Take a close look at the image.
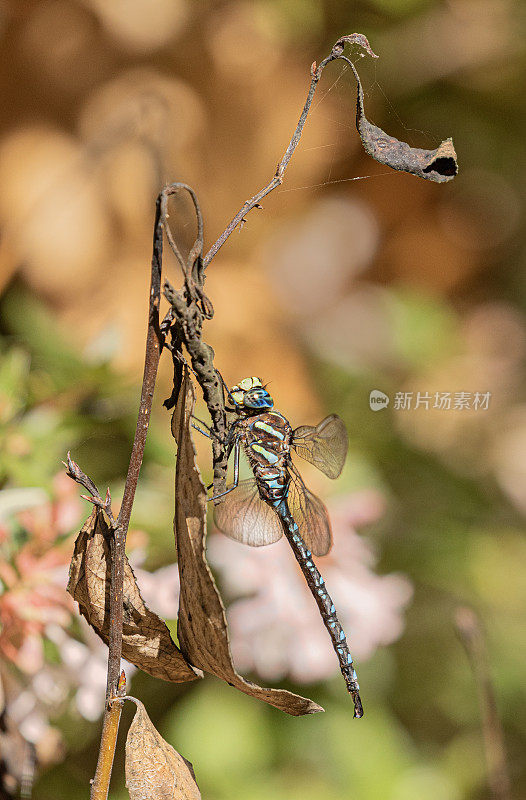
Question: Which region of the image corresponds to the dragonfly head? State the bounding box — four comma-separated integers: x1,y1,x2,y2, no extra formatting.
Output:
230,377,274,413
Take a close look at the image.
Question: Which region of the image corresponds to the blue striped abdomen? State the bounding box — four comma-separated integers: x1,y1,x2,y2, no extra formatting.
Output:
276,498,363,718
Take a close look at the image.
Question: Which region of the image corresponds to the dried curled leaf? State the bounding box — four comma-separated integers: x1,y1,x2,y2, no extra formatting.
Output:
173,367,323,716
125,698,200,800
343,36,458,182
67,509,201,684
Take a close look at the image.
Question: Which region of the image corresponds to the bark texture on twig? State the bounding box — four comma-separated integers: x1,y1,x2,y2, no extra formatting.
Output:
90,683,124,800
108,192,165,697
160,182,228,493
66,197,167,800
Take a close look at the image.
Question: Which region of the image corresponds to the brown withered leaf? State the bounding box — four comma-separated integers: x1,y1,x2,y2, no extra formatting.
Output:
125,698,200,800
341,36,458,182
172,366,323,716
67,509,201,684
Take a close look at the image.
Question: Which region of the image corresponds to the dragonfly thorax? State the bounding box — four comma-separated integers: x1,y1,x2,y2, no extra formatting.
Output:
239,411,292,504
230,376,274,415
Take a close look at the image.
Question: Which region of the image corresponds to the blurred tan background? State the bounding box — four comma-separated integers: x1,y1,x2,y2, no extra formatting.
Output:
1,2,526,800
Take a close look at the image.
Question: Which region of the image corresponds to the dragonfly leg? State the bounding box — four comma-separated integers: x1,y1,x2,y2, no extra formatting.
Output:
191,416,212,438
215,368,237,412
192,423,211,439
209,438,240,501
191,416,227,445
172,350,202,381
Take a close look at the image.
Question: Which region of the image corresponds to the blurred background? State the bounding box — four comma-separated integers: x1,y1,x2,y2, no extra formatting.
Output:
0,1,525,799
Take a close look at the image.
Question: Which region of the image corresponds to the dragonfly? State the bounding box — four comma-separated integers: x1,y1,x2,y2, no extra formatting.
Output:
194,375,363,718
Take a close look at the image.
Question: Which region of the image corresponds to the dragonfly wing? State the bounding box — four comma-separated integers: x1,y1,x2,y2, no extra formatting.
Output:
292,414,348,479
287,465,332,557
213,479,283,547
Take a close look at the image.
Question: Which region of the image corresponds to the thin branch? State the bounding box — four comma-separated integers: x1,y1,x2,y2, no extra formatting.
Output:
161,183,228,491
115,193,164,559
90,673,127,800
455,607,511,800
202,34,378,268
105,193,164,701
64,453,117,527
88,199,165,800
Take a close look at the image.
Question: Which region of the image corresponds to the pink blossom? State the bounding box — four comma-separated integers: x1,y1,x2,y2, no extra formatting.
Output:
0,476,87,672
135,563,181,620
0,475,146,743
15,473,83,545
0,546,74,673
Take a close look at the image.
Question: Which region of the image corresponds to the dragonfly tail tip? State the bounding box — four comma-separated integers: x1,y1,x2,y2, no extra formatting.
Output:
352,693,364,719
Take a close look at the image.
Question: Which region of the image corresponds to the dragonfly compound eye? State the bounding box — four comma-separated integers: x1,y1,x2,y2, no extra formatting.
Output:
244,388,274,410
230,377,272,410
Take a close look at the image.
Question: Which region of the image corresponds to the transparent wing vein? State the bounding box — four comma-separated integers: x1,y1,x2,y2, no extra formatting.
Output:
287,465,332,556
292,414,348,479
213,479,283,547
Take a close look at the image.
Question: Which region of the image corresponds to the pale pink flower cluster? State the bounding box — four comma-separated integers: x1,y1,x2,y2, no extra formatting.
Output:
134,563,181,621
0,474,80,674
0,475,134,744
0,472,171,746
207,489,413,684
